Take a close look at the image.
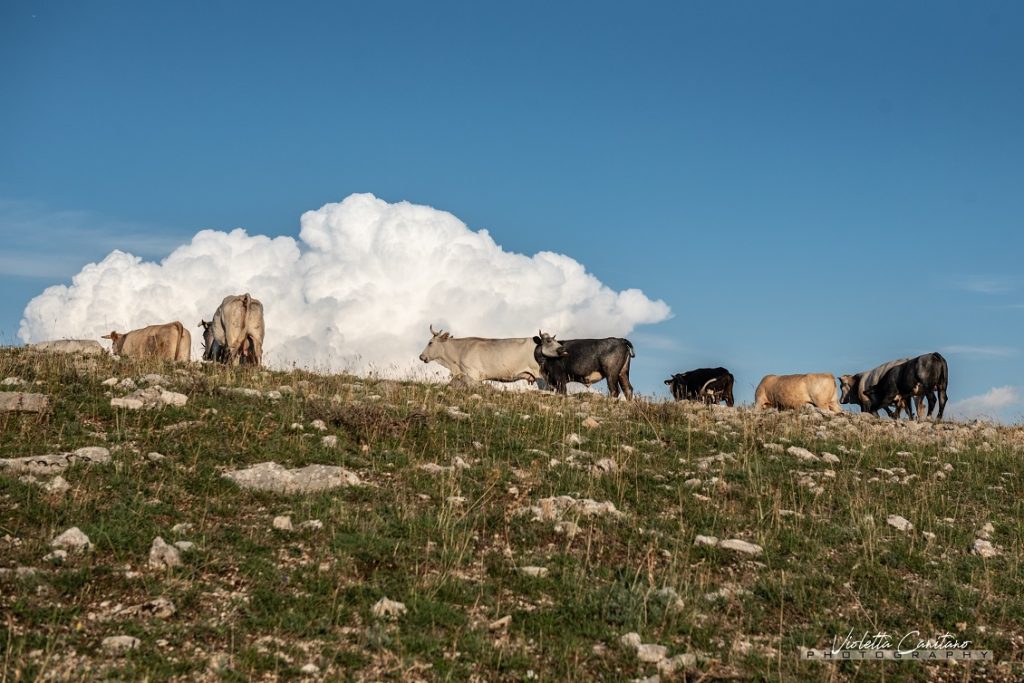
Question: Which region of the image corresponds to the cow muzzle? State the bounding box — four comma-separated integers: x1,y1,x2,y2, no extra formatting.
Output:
419,354,428,363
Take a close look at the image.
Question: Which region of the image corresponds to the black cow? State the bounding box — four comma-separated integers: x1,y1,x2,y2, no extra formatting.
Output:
664,368,735,406
533,332,635,400
865,352,949,420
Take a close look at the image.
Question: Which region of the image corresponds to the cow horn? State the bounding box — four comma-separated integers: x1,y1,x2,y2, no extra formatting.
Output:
430,324,438,336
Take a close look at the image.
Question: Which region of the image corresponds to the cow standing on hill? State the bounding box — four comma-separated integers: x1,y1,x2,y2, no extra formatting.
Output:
840,358,912,418
201,293,265,366
102,322,191,361
665,368,735,406
418,326,544,384
532,332,635,400
754,373,841,412
865,352,948,420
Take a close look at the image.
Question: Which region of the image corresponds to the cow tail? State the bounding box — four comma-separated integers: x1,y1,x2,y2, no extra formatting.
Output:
935,352,948,390
625,339,635,358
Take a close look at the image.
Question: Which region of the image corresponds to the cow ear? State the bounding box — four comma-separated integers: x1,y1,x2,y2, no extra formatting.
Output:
664,379,672,384
441,333,451,341
533,336,542,344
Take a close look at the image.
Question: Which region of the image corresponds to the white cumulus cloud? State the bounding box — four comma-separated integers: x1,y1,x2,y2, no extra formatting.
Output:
946,386,1022,421
19,193,671,378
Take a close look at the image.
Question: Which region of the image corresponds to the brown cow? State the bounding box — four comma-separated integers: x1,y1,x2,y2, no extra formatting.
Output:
753,373,840,412
102,322,191,361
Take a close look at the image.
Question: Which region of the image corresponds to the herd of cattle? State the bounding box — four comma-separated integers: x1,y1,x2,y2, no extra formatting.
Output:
61,293,951,421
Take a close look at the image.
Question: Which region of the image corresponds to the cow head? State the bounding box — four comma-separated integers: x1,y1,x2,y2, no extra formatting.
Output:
532,331,568,358
419,325,452,363
101,331,124,353
838,374,860,404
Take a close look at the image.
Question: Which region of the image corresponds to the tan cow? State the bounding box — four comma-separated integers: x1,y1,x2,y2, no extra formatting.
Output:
101,322,191,361
753,373,840,412
202,293,265,366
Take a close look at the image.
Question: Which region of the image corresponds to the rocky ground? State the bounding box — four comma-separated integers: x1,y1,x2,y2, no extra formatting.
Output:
1,347,1022,681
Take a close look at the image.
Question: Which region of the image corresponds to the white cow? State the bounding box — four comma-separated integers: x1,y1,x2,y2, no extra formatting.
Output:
418,326,543,384
201,293,265,366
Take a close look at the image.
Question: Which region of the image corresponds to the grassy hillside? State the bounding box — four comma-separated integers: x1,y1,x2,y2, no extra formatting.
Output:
1,348,1022,682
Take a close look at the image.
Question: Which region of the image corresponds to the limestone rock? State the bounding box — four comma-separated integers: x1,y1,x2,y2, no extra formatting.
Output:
371,597,407,619
114,597,177,620
222,461,361,494
0,447,110,475
0,393,49,413
519,566,549,578
51,527,91,553
886,515,914,532
786,446,818,462
102,635,140,654
719,539,763,556
148,537,182,569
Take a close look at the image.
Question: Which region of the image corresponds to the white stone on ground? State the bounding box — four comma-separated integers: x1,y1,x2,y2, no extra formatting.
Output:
972,539,1000,558
719,539,763,556
519,566,549,578
272,515,294,532
148,537,182,569
102,635,140,654
0,447,110,475
222,461,360,494
886,515,914,532
786,446,818,462
51,527,91,552
371,597,407,619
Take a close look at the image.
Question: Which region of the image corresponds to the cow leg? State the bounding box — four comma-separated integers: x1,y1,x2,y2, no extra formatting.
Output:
937,386,948,421
605,373,620,399
249,334,263,366
913,394,925,420
618,370,634,401
618,356,633,401
924,390,936,417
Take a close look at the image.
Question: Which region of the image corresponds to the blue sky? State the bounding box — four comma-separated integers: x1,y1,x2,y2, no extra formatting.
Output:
2,1,1022,420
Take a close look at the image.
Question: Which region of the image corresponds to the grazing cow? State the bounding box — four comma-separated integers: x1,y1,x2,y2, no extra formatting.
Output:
532,332,635,400
865,352,948,420
203,293,265,366
839,358,912,417
754,373,841,412
29,340,104,355
419,326,543,384
664,368,735,406
101,322,191,361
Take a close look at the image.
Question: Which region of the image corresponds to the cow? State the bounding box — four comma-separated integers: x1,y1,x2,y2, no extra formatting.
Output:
753,373,841,412
839,357,912,418
101,322,191,361
198,320,223,362
664,367,735,406
864,352,948,421
203,293,265,366
29,340,105,355
532,332,635,400
418,325,543,384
